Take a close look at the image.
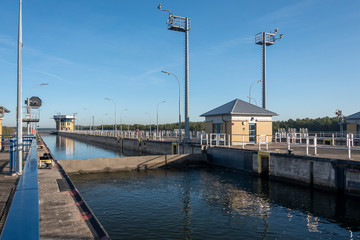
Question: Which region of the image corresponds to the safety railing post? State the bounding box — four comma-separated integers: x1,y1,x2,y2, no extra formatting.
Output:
9,139,14,174
265,135,268,150
306,137,309,156
258,135,261,151
287,135,290,151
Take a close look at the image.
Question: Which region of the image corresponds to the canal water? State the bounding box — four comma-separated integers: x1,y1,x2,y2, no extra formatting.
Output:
42,134,360,240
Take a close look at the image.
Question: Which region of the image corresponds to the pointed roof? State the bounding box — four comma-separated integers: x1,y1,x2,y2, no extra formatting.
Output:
200,99,277,117
0,106,10,113
346,111,360,120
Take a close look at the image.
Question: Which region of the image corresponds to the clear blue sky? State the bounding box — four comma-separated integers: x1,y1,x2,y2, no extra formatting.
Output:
1,0,359,128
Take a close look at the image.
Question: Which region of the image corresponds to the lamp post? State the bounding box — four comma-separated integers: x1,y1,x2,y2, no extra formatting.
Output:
105,98,117,135
157,101,166,134
82,108,92,131
158,4,191,143
255,29,284,109
161,70,181,144
27,83,48,134
248,80,261,105
120,109,128,134
16,0,23,174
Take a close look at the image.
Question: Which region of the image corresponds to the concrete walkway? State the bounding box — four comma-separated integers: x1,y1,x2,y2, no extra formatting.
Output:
0,152,18,232
38,146,94,239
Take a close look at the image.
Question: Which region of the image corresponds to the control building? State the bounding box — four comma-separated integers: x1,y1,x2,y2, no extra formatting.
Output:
53,115,76,132
201,99,277,144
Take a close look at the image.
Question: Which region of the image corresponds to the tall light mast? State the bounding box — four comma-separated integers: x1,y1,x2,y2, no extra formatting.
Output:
255,29,284,109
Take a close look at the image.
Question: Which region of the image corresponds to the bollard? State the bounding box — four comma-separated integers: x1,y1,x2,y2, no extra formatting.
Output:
242,135,245,149
332,134,335,146
314,137,317,155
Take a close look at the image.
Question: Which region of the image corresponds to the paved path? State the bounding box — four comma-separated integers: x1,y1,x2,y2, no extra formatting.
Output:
0,152,18,232
38,143,94,240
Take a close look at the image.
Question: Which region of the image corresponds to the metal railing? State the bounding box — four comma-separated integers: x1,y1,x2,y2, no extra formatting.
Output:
0,136,39,240
0,135,15,152
198,133,359,160
9,135,35,174
67,130,202,143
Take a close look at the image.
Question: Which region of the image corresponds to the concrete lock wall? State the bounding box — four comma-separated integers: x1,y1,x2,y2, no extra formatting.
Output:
207,147,360,197
57,132,202,155
58,154,207,173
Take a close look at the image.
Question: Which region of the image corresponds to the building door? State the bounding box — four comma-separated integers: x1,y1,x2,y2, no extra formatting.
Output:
249,123,256,143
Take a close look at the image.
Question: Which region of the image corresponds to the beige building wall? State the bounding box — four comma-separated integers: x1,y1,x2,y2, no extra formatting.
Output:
231,121,249,143
256,121,273,142
347,123,357,133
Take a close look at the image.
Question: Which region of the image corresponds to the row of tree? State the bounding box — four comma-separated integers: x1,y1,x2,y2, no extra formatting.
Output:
272,117,340,132
81,122,206,132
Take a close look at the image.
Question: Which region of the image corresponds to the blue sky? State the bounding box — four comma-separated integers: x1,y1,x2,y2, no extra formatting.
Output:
1,0,360,128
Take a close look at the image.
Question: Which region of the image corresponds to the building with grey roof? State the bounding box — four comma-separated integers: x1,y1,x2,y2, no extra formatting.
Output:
201,99,277,144
346,111,360,135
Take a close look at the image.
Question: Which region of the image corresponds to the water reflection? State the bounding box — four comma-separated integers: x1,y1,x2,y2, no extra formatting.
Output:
41,134,136,160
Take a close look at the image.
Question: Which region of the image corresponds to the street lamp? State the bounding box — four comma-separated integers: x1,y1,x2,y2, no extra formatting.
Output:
105,98,117,135
16,0,23,174
248,80,262,105
161,70,181,144
157,101,166,134
120,109,128,134
82,108,92,131
27,83,48,134
255,28,284,109
158,4,191,143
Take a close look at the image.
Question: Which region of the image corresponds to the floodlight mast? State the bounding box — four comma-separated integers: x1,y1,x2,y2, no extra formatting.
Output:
158,4,191,143
255,29,284,109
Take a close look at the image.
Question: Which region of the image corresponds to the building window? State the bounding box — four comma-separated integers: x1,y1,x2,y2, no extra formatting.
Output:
213,123,223,133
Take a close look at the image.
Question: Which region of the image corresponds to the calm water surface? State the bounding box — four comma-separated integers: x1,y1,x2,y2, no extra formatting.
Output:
41,134,126,160
43,135,360,239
